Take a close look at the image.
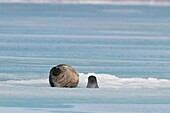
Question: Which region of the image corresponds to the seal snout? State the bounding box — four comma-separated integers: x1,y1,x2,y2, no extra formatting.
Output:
88,76,96,83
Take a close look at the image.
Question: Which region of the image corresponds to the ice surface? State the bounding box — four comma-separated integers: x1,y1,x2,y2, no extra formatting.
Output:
1,104,170,113
1,73,170,89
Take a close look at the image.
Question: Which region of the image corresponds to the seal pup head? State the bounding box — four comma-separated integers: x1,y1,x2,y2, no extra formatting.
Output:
86,75,99,88
49,64,79,88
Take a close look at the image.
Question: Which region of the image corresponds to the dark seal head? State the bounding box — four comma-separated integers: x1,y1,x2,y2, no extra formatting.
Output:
86,75,99,88
49,64,79,88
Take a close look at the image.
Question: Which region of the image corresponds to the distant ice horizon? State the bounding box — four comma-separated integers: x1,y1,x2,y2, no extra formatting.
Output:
0,0,170,6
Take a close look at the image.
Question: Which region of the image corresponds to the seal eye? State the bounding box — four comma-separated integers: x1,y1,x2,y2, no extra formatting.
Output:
51,67,60,76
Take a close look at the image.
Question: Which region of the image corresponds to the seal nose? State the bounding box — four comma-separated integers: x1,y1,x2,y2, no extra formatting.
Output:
51,67,60,76
89,78,95,83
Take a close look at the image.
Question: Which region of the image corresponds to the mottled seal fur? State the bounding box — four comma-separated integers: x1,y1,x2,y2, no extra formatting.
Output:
86,75,99,88
49,64,79,88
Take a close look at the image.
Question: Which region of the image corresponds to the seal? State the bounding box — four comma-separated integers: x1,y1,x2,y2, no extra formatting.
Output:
49,64,79,88
86,75,99,88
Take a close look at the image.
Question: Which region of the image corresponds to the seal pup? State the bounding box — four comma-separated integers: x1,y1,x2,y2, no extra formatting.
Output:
49,64,79,88
86,75,99,88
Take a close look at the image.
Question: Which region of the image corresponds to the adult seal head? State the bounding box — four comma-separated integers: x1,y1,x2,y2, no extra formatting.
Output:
86,75,99,88
49,64,79,88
